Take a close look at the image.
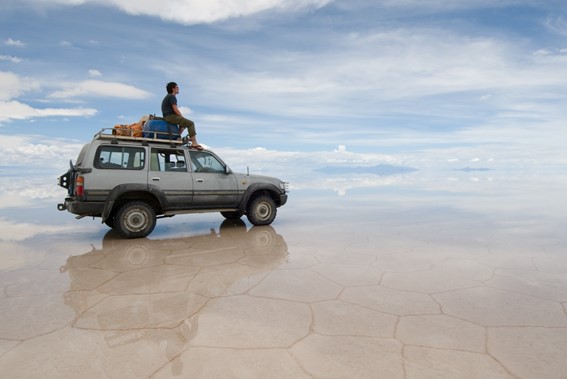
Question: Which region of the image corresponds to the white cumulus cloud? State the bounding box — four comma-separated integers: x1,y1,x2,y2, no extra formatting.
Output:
117,0,332,24
5,38,25,47
17,0,332,24
0,55,22,63
48,80,151,100
0,71,39,101
0,72,93,122
0,101,97,122
0,135,83,169
88,69,102,77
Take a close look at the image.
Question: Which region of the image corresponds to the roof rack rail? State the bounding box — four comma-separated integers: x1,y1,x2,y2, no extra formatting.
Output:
94,128,184,145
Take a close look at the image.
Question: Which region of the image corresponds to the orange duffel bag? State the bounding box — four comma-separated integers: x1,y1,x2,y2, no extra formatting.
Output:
112,122,143,137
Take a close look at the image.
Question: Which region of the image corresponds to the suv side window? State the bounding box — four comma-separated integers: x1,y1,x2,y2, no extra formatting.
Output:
95,146,145,170
150,148,187,172
190,151,225,173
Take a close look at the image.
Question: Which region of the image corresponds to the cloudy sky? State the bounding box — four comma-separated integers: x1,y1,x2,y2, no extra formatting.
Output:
1,0,567,174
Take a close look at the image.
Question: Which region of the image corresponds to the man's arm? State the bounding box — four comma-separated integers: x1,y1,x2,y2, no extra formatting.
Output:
172,103,183,117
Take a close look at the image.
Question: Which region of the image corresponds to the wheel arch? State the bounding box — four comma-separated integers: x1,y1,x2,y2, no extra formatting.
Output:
240,184,283,214
101,184,166,222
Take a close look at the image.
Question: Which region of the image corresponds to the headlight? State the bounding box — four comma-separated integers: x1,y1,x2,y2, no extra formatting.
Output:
280,181,289,191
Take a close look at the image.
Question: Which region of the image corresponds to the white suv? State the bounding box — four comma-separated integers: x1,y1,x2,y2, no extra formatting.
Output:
58,129,288,238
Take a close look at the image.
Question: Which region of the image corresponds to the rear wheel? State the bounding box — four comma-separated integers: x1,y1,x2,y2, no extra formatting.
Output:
114,201,156,239
246,195,277,226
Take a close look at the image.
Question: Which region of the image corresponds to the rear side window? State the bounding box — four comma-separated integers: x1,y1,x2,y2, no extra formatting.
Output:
150,148,187,172
95,146,145,170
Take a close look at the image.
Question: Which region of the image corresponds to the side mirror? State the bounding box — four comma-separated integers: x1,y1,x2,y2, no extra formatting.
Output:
225,166,232,175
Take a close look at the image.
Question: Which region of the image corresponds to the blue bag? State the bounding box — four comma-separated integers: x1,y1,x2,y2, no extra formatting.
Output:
142,119,179,140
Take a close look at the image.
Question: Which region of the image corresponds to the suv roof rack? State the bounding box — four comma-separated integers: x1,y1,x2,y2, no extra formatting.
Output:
94,128,184,145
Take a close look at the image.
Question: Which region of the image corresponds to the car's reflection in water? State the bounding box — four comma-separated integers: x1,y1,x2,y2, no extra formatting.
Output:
59,220,288,371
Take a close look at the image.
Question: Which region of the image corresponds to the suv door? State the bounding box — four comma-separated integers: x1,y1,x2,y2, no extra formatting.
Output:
149,147,193,209
188,150,239,207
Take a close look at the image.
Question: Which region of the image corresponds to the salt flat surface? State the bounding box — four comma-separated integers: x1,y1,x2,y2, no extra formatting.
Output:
1,171,566,378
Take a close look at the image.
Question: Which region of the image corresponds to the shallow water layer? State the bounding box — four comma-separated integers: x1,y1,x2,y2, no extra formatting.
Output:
1,171,566,378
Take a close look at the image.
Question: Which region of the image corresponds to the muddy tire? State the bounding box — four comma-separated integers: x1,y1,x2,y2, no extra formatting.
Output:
114,201,156,239
246,195,276,226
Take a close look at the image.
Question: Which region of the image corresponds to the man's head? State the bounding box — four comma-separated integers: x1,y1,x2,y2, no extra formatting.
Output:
166,82,178,94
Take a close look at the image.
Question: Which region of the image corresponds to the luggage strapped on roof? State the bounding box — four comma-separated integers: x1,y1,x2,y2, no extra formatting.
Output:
94,128,184,145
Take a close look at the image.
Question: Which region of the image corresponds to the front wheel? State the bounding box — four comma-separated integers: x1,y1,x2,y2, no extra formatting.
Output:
114,201,156,239
246,195,277,226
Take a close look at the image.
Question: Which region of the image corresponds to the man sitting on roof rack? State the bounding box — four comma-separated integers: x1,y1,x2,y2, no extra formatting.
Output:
161,81,204,150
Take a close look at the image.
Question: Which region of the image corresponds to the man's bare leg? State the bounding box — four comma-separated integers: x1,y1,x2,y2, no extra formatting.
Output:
190,135,203,150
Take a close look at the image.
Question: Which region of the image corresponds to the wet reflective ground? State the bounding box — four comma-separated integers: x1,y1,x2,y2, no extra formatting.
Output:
1,171,567,378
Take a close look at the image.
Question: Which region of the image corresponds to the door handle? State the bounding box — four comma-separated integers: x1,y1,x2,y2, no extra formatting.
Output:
196,179,204,183
151,177,160,181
